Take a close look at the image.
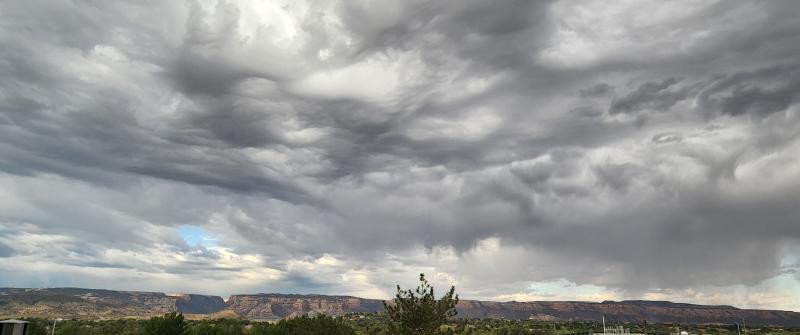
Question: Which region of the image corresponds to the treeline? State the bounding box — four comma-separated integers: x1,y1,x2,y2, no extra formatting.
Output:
18,316,564,335
21,315,785,335
21,314,354,335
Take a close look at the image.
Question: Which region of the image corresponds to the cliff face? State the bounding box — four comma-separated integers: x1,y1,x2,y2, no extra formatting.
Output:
2,288,800,326
455,300,800,326
175,294,227,314
225,294,384,320
0,288,221,318
222,297,800,325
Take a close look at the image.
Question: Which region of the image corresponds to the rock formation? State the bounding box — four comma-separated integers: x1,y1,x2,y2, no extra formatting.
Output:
2,288,800,326
225,294,384,320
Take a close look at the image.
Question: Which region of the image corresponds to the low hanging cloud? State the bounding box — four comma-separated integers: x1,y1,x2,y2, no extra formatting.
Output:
1,0,800,310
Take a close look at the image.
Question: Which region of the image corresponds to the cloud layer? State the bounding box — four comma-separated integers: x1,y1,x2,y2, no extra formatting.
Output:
1,0,800,310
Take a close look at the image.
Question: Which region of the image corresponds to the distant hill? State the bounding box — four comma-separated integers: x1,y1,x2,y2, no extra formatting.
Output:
454,300,800,325
0,288,224,319
2,288,800,326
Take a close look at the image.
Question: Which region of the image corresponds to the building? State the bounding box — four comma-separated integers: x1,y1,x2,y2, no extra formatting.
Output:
0,320,29,335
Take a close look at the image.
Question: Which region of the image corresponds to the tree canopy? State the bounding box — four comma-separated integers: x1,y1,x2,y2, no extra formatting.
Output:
143,312,187,335
384,273,459,335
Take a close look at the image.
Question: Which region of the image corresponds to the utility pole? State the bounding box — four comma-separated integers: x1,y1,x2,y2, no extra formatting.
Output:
742,319,747,335
51,318,62,335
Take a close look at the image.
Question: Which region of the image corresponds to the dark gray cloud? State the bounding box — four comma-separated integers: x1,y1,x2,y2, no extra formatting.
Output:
0,242,13,258
1,0,800,308
697,64,800,117
609,78,692,115
652,132,683,144
580,83,614,98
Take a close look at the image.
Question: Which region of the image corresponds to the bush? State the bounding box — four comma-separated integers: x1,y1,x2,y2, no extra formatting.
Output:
251,315,355,335
144,312,187,335
187,319,246,335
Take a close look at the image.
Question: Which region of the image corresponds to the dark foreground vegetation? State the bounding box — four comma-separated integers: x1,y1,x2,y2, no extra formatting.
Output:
17,315,800,335
19,314,354,335
13,275,800,335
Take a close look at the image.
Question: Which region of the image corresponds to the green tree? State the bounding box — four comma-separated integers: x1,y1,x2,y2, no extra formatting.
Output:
251,315,354,335
212,319,245,335
144,312,187,335
384,273,459,335
20,319,49,335
55,323,91,335
249,323,273,335
187,320,221,335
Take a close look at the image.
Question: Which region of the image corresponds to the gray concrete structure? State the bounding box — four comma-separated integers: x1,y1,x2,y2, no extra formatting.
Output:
0,320,28,335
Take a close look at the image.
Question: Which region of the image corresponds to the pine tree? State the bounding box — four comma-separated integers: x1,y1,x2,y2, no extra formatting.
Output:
384,273,459,335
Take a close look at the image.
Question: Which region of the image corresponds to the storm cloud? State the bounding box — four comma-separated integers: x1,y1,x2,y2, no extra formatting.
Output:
1,0,800,309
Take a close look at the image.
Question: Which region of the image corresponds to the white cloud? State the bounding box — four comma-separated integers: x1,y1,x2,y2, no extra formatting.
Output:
288,51,425,104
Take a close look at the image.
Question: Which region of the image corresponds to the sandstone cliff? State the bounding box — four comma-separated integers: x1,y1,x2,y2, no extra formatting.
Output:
455,300,800,326
2,288,800,326
0,288,219,319
225,294,384,320
175,294,227,314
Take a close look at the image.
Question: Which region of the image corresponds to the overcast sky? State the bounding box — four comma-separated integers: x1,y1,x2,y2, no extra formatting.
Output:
1,0,800,310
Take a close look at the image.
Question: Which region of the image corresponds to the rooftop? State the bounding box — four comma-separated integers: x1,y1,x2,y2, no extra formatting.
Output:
0,319,30,324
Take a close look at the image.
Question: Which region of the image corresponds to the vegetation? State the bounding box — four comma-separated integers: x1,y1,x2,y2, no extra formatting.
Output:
384,273,459,335
17,315,800,335
144,312,187,335
255,315,355,335
186,319,247,335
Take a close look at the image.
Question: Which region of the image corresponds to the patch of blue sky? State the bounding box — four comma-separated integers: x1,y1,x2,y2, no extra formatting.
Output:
780,246,800,268
526,279,611,300
178,225,218,248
